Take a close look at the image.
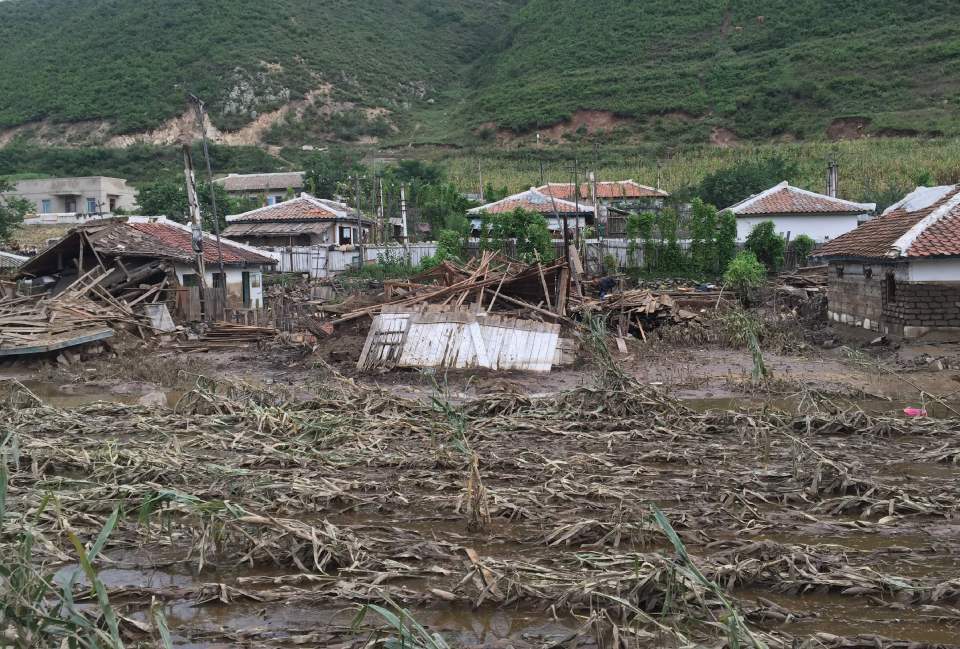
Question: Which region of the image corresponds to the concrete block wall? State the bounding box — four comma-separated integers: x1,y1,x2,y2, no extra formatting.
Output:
827,266,884,332
883,282,960,328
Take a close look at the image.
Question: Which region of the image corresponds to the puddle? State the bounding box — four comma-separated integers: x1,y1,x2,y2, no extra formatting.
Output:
13,379,183,409
738,588,960,644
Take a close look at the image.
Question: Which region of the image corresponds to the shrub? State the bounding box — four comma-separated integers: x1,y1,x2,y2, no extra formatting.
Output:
724,251,766,305
745,221,786,272
791,234,816,265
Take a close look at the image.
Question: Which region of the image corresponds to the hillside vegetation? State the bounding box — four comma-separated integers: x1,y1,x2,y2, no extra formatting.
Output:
0,0,515,135
0,0,958,146
467,0,960,141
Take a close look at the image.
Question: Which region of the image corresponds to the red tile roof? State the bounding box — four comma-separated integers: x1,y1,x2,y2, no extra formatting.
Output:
730,182,875,215
817,186,960,259
536,180,668,201
126,222,276,265
468,188,594,215
228,194,372,224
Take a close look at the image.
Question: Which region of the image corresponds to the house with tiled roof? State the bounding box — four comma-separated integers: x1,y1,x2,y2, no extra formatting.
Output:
223,193,374,248
537,180,670,237
467,187,595,237
215,172,306,206
19,217,276,309
727,181,875,243
815,185,960,338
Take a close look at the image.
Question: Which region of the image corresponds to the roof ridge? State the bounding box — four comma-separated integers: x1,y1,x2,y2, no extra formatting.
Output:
890,186,960,257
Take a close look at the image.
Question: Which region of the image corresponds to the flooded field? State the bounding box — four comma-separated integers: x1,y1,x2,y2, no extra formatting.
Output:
2,371,960,648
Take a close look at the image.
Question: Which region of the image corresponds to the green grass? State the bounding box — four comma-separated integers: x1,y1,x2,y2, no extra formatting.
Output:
0,0,957,146
463,0,960,141
0,0,518,136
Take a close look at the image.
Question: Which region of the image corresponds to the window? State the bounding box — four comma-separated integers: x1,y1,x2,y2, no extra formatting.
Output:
41,199,52,214
181,274,200,287
211,273,225,288
267,196,280,206
64,198,77,213
86,198,98,213
109,197,117,212
835,265,844,278
863,265,873,279
338,225,353,245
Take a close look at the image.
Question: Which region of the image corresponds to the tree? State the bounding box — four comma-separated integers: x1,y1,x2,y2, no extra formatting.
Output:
0,180,31,242
716,209,738,272
724,251,767,305
745,221,786,272
791,234,816,266
136,177,255,232
303,148,364,199
488,208,554,262
689,198,718,275
698,156,799,209
655,208,684,272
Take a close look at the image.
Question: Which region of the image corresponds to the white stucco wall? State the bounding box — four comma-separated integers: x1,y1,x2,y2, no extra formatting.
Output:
903,258,960,282
173,264,264,308
736,214,862,243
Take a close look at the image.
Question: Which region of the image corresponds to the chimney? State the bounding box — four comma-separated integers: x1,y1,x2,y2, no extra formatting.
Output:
826,159,839,198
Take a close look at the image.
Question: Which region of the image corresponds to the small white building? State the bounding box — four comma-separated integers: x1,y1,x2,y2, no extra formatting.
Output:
727,181,875,243
215,172,306,207
467,187,595,237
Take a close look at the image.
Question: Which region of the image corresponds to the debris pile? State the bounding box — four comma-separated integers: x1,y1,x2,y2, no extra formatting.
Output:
0,267,149,355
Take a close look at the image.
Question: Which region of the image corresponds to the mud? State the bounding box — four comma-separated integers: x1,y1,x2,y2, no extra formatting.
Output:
3,368,960,648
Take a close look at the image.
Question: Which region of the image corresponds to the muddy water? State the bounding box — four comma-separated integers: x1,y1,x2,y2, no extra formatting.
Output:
14,379,184,409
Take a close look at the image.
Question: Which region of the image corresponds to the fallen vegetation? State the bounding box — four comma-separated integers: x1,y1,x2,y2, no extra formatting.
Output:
2,364,959,647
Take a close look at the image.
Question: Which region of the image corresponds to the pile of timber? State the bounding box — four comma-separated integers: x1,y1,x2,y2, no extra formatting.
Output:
779,265,828,289
575,289,703,340
173,323,278,351
315,251,574,333
0,268,150,355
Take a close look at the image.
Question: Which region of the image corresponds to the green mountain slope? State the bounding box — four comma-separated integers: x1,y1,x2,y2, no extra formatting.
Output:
466,0,960,140
1,0,959,145
0,0,515,134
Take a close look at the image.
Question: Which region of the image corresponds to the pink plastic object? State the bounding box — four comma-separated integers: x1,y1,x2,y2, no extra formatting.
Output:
903,407,928,417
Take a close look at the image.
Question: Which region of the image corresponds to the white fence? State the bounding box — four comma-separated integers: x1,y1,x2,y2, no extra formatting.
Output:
260,243,438,278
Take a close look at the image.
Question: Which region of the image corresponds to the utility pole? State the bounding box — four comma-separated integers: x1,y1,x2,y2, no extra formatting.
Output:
182,145,208,301
188,94,225,320
352,175,365,267
478,160,484,203
400,185,409,247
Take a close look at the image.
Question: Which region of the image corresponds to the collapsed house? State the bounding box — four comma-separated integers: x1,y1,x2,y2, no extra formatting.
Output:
18,216,276,310
816,185,960,338
1,217,277,355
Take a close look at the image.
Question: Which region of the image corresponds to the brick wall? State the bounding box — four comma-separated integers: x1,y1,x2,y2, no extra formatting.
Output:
827,261,960,334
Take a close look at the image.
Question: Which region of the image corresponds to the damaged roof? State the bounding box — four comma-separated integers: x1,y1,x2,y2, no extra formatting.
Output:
728,181,875,215
216,171,305,192
536,180,669,201
817,185,960,260
468,188,595,216
226,193,373,224
19,217,275,276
